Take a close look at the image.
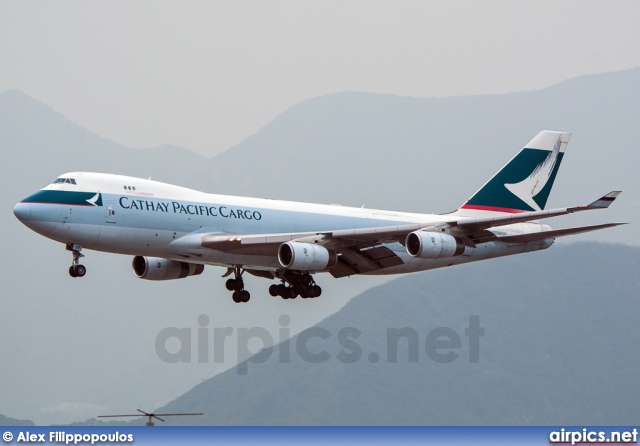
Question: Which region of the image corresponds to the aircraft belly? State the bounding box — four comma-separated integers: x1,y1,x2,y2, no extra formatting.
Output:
192,249,280,269
53,223,101,247
94,226,180,255
62,207,101,246
37,205,101,246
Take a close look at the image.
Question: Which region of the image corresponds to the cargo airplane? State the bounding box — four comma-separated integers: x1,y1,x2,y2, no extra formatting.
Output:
13,131,624,303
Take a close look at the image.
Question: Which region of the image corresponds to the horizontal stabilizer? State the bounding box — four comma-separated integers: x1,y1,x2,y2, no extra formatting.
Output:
492,223,627,243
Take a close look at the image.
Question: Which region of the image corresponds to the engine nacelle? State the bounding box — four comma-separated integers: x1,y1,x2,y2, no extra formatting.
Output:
405,231,465,259
278,242,337,271
132,256,204,281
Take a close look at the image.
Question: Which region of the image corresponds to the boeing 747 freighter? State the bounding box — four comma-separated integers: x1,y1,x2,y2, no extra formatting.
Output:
13,131,624,303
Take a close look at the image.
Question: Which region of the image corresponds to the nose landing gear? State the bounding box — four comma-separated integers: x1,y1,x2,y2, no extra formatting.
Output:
66,243,86,278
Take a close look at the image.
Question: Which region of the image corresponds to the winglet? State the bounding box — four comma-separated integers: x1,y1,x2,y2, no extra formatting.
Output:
586,191,622,209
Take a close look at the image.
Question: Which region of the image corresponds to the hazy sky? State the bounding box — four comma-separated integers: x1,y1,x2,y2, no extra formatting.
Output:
2,1,640,156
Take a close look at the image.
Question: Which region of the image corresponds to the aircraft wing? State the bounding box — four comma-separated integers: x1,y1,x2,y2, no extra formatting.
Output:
200,191,622,247
199,231,407,278
189,191,623,274
447,191,622,235
201,232,321,256
473,222,627,244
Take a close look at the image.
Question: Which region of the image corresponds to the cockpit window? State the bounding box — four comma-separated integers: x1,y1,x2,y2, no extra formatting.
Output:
52,178,77,185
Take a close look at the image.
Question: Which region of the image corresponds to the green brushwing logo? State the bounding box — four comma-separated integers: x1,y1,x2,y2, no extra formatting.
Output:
465,147,565,212
86,192,103,206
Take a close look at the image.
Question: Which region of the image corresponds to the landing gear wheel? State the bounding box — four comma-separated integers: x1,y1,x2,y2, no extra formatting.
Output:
269,284,279,297
277,272,323,301
228,267,250,302
66,243,86,278
232,290,250,303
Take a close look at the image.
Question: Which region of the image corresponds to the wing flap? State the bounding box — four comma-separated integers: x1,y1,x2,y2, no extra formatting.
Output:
330,246,404,278
201,232,318,248
331,224,421,243
201,232,324,255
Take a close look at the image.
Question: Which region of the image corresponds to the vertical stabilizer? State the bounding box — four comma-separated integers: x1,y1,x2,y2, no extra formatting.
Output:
460,131,571,213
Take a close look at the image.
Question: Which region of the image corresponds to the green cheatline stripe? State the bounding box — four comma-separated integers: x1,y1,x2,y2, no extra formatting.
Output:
21,190,102,206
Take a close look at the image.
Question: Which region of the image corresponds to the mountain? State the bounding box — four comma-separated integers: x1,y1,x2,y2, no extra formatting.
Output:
202,69,639,240
0,414,35,426
156,242,640,425
0,89,211,196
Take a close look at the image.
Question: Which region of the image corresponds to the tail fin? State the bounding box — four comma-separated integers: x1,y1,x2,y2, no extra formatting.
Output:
459,131,571,214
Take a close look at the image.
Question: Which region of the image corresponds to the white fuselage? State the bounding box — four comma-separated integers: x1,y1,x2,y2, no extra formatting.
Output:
13,172,553,276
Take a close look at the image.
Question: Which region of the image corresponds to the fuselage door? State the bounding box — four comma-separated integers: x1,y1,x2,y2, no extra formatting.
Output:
106,201,117,224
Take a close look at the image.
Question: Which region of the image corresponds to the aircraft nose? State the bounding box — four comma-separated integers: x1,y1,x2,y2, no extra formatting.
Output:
13,202,31,222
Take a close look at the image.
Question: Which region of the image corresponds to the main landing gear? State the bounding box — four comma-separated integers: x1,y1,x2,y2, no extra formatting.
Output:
224,267,250,303
269,272,322,300
66,243,86,278
222,268,323,303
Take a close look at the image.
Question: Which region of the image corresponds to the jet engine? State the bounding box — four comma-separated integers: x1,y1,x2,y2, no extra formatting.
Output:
278,242,337,271
405,231,465,259
132,256,204,280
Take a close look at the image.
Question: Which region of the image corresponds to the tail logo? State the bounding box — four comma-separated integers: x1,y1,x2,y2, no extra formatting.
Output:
504,136,565,211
